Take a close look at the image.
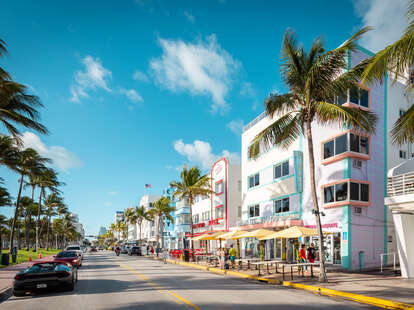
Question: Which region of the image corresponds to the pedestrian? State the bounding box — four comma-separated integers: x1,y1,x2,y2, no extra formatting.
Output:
307,243,316,263
300,244,308,270
146,244,150,255
229,244,236,269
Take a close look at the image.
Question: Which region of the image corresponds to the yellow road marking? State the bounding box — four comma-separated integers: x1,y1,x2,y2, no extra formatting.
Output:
119,263,201,310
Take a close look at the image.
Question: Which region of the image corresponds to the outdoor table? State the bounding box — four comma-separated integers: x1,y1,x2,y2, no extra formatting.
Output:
251,260,282,276
280,262,321,280
235,258,260,270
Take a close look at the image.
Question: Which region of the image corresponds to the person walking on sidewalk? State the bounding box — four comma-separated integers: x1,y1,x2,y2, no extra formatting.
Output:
307,243,316,263
300,244,308,270
229,244,236,269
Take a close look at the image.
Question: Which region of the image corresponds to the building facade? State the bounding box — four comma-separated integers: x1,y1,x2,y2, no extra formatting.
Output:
162,187,177,249
139,194,161,245
238,46,398,270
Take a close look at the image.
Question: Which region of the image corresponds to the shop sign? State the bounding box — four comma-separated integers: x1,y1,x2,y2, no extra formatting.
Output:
208,219,220,226
192,222,205,229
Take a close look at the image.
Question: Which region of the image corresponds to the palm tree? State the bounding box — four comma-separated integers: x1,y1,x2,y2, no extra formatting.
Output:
149,197,175,252
19,196,33,249
250,29,377,282
0,180,12,252
123,207,137,240
44,193,64,250
361,0,414,144
0,39,48,143
0,134,18,169
9,148,50,252
35,168,61,251
170,166,213,261
134,206,151,245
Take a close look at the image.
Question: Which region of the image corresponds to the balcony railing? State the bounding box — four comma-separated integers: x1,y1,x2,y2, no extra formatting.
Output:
387,171,414,196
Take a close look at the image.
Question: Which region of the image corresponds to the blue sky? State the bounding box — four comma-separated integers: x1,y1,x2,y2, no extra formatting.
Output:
0,0,409,235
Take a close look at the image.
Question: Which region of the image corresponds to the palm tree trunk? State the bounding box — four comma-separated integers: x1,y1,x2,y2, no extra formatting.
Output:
26,185,35,250
305,120,327,282
139,221,142,245
46,215,50,250
0,225,2,253
9,173,24,252
189,201,194,262
35,187,44,252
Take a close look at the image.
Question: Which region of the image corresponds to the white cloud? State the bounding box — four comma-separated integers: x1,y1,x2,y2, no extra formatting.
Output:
173,139,240,170
240,82,255,97
21,132,82,172
183,11,195,23
120,88,143,104
354,0,409,52
226,119,245,135
133,70,149,82
70,55,112,103
150,35,240,113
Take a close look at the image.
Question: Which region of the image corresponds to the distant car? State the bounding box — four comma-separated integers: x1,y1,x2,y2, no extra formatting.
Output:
89,247,97,253
121,246,129,254
54,251,81,268
65,245,81,251
13,261,77,296
128,246,142,256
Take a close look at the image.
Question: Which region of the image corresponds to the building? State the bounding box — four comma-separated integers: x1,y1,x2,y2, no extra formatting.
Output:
191,157,241,250
237,46,402,270
139,194,161,245
113,211,124,240
162,187,177,249
98,226,107,236
71,213,85,241
385,158,414,278
174,197,191,249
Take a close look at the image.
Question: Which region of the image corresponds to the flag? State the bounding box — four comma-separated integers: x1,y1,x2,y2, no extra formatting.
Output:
145,184,151,188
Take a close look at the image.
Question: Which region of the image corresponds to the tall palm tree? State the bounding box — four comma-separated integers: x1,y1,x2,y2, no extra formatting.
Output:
19,196,33,249
149,197,175,252
0,39,48,144
134,206,151,245
44,193,64,250
9,148,50,252
0,179,12,252
170,166,213,261
35,168,61,251
361,0,414,144
123,207,137,240
250,29,377,282
0,134,18,169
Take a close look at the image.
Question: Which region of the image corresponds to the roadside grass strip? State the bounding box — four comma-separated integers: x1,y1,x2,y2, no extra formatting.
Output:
153,257,414,310
119,263,202,310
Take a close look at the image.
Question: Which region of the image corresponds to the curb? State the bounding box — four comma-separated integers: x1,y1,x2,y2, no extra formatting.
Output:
151,256,414,310
0,287,12,303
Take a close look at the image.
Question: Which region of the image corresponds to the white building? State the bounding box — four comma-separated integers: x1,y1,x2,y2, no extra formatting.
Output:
70,213,85,240
114,211,124,240
237,46,405,270
191,157,241,248
385,158,414,278
139,194,161,245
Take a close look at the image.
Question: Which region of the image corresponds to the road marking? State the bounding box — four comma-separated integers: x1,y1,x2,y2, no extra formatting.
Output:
119,263,201,310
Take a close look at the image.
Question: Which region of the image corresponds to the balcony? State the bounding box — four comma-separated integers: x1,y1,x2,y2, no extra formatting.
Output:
387,171,414,197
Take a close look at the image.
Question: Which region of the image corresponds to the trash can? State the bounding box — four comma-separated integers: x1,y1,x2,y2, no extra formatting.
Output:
1,253,9,266
11,247,17,263
183,249,190,262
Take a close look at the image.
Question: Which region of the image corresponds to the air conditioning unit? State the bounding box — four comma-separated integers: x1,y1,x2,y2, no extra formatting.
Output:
354,207,362,214
353,159,362,169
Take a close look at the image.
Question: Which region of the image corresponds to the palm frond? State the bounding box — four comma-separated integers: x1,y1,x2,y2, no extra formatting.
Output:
265,93,298,117
315,101,378,134
391,102,414,144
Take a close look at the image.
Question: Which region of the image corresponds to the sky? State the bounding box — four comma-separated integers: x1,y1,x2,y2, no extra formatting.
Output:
0,0,410,236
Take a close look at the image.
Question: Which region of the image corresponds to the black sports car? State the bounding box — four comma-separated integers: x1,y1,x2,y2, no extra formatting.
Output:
13,261,77,296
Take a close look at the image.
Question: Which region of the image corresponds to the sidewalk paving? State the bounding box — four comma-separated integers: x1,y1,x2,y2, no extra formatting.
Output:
164,256,414,307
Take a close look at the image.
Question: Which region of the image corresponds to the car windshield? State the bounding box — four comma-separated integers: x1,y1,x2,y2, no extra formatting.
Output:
26,263,64,273
66,247,80,251
56,251,77,258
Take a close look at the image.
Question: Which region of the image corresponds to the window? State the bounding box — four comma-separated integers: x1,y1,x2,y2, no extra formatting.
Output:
248,173,260,189
237,206,242,218
323,181,369,205
193,214,199,224
249,204,260,218
274,198,289,213
399,109,405,117
215,181,224,194
349,85,369,108
202,211,210,221
238,180,242,192
177,214,190,225
400,150,407,159
323,132,369,160
274,160,289,179
216,205,224,219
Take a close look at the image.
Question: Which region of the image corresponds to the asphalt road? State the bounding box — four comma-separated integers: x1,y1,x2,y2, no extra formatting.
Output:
0,252,378,309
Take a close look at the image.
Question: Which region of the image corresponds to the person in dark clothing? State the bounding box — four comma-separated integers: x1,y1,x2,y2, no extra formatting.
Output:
307,243,316,263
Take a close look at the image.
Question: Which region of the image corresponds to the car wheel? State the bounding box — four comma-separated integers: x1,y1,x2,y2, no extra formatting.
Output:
68,279,75,291
13,290,26,297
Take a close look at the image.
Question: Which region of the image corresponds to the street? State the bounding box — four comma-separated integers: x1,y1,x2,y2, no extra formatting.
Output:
0,252,378,309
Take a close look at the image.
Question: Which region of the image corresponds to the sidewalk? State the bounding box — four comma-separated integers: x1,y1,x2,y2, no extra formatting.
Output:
160,256,414,309
0,256,54,301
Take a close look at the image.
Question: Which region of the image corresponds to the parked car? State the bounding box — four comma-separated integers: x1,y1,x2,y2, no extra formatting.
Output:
89,247,97,253
53,251,81,268
13,261,77,296
65,245,81,251
121,246,129,254
127,246,142,256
